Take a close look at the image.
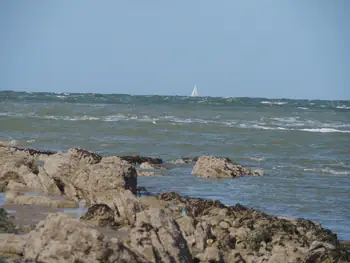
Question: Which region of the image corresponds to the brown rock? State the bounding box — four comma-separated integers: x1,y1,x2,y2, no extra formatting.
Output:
192,156,264,178
92,189,145,226
0,148,61,195
23,213,149,263
130,208,193,263
70,156,137,200
80,204,117,228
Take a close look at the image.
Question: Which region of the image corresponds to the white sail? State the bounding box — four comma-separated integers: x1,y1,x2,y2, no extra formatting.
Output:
191,85,199,97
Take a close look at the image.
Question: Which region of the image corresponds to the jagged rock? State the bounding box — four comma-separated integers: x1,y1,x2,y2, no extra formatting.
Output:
192,156,264,178
92,189,145,226
246,229,272,251
69,156,137,201
80,204,116,228
176,216,196,250
22,213,148,263
130,208,193,263
119,155,162,165
10,147,56,156
67,148,102,164
38,152,137,201
0,147,61,195
155,192,349,262
158,192,229,218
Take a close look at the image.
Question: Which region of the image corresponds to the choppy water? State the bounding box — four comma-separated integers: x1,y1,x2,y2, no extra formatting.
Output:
1,91,349,240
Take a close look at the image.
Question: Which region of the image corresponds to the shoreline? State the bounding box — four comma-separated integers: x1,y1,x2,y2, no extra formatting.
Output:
0,145,349,262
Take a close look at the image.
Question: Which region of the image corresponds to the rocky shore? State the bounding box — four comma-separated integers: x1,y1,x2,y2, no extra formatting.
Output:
0,145,349,263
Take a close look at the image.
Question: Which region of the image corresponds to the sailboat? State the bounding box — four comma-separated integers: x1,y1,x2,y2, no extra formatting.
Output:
191,85,199,97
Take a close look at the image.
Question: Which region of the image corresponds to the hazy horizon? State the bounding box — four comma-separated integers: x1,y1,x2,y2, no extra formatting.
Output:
1,1,349,100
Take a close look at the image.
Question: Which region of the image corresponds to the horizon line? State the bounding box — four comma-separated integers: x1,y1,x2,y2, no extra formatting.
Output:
0,89,349,102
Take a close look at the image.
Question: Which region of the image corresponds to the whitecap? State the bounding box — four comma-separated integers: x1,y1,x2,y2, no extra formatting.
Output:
336,105,350,110
303,168,350,175
261,101,288,105
249,156,265,162
297,128,350,134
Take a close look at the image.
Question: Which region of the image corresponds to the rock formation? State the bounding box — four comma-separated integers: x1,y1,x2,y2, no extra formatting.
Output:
1,146,349,263
192,156,264,178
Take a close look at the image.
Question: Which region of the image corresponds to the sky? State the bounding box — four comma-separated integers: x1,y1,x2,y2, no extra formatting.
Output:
0,1,349,100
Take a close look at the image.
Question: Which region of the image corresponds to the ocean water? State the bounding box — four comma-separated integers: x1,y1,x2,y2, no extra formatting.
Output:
1,91,349,240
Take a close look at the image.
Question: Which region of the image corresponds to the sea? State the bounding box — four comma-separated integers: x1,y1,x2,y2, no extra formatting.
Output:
0,90,349,240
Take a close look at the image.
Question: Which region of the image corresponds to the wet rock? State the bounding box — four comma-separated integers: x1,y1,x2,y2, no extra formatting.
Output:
22,213,148,263
130,208,193,263
154,192,350,262
120,155,162,165
80,204,117,228
68,148,102,164
136,187,152,197
192,156,264,178
294,218,339,246
246,229,272,251
9,147,56,156
158,192,230,218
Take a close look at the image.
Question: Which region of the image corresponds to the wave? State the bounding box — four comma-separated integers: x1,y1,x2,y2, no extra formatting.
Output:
298,128,350,133
303,168,350,175
249,156,266,162
1,111,350,133
261,101,288,105
336,105,350,110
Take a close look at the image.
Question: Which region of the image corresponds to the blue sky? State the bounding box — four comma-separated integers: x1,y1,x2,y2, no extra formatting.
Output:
1,1,349,99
